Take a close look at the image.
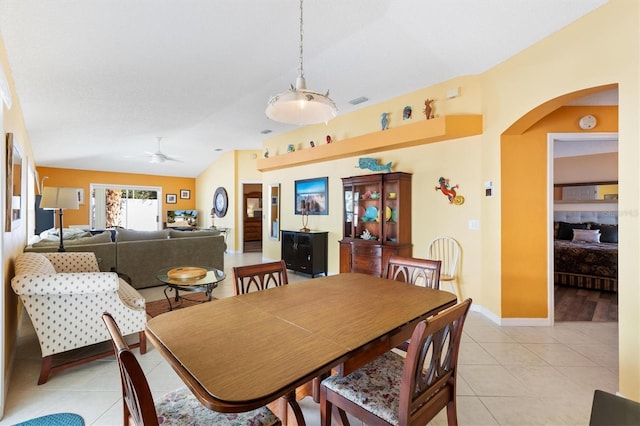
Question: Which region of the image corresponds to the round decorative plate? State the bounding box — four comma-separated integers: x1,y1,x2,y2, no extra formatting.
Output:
391,208,398,222
365,206,378,220
385,206,392,221
357,206,365,218
213,187,228,217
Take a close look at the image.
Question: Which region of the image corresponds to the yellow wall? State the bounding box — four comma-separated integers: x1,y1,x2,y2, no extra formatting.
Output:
36,167,195,228
1,35,37,403
196,150,261,252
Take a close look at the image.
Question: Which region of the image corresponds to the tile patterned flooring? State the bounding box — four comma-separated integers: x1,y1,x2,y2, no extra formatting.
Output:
1,253,619,425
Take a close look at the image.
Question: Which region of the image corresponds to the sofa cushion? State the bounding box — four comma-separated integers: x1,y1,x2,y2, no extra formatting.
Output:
116,229,169,241
32,231,113,247
15,252,56,275
169,229,221,238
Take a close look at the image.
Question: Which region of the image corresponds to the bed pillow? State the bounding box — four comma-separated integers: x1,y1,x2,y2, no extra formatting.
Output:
590,224,618,243
572,229,601,243
557,222,588,240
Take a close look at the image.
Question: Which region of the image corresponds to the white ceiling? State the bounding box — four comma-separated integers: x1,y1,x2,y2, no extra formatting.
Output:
0,0,609,177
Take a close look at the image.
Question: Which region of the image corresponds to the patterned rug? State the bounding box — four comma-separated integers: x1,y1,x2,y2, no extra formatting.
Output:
146,293,217,318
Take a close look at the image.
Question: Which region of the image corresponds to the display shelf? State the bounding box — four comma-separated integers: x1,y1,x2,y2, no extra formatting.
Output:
257,115,482,172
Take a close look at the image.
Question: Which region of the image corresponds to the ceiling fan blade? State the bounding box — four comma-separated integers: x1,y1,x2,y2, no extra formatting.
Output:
164,156,183,163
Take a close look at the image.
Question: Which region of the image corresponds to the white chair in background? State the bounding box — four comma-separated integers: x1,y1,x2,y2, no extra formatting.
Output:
427,236,461,299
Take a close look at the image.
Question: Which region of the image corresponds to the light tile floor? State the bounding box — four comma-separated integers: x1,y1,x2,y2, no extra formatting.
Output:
1,252,618,425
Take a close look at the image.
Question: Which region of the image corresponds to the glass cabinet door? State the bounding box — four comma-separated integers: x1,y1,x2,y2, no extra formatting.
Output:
344,185,354,238
353,179,382,241
383,179,399,243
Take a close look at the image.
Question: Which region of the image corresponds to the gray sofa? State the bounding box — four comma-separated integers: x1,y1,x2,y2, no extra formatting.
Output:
24,229,226,289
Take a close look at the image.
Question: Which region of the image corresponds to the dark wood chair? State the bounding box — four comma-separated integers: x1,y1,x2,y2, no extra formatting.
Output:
231,260,289,295
590,389,640,426
102,313,281,426
384,255,442,289
320,298,472,426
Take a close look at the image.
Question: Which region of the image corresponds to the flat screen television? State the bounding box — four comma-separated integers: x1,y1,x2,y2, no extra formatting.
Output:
166,210,198,227
294,177,328,215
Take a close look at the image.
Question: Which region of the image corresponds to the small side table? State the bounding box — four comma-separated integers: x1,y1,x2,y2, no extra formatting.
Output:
156,266,225,311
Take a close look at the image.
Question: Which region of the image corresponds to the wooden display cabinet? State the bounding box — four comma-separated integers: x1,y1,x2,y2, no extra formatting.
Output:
339,172,412,276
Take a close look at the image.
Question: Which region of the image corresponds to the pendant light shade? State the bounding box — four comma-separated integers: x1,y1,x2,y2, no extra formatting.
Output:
266,0,337,125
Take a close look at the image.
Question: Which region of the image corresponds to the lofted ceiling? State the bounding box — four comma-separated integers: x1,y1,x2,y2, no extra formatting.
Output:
0,0,609,177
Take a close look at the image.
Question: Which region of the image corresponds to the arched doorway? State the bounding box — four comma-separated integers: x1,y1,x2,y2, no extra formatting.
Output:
500,83,618,321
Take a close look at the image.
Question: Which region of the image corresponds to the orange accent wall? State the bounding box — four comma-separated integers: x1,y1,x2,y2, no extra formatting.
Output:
501,104,618,318
36,167,196,228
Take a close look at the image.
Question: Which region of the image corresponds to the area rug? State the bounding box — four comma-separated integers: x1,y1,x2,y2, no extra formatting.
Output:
146,293,217,318
14,413,85,426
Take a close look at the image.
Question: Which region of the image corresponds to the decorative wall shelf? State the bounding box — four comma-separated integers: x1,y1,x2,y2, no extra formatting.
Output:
257,114,483,172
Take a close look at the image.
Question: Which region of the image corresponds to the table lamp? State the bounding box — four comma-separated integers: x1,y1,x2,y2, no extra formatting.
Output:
40,186,80,252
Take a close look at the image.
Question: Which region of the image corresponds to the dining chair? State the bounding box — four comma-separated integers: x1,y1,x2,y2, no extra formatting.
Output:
231,259,289,295
384,255,442,289
384,255,442,352
427,236,461,299
102,313,281,426
320,298,472,426
589,389,640,426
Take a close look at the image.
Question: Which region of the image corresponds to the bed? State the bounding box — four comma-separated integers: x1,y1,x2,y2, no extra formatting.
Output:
553,211,618,292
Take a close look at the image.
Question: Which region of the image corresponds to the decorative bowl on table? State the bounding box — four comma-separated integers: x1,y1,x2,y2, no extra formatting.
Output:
167,267,207,280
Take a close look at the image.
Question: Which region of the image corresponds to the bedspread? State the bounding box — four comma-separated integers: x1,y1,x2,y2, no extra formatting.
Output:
554,239,618,291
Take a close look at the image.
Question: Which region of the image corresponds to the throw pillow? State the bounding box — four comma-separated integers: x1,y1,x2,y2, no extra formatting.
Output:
64,230,113,245
116,228,170,241
590,224,618,243
572,229,601,243
557,222,588,240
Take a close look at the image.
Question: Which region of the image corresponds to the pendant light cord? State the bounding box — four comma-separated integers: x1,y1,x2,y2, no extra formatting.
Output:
298,0,304,79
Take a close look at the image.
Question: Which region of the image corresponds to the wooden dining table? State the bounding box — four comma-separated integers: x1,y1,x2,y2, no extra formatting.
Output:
145,272,457,425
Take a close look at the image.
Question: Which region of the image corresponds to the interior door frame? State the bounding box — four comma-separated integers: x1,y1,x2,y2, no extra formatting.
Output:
547,131,618,324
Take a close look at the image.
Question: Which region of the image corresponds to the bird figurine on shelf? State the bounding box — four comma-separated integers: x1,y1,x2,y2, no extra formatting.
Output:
381,112,389,130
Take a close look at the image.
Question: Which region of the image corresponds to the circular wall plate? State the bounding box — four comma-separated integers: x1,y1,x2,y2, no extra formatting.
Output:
579,114,597,130
213,187,228,217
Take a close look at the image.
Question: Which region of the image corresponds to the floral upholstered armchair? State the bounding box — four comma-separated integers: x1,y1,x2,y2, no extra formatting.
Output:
11,252,147,384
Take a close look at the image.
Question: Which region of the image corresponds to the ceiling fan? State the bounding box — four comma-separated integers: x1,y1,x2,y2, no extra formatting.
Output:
146,137,182,164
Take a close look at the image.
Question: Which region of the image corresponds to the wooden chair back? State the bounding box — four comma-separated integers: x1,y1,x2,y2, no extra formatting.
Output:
399,298,472,425
384,255,442,289
103,313,159,426
231,260,289,295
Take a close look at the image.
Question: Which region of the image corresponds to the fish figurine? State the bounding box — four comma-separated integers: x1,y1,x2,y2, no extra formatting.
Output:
357,157,392,173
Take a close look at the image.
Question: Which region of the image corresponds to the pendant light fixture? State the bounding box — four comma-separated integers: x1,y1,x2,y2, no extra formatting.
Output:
266,0,337,125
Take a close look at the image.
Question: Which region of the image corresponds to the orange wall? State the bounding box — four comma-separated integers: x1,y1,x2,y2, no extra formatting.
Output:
501,105,618,318
36,167,196,228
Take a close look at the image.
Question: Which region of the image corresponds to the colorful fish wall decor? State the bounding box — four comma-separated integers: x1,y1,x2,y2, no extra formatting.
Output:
357,158,392,173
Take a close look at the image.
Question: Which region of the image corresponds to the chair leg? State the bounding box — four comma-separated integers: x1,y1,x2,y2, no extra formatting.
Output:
37,356,52,385
138,331,147,354
446,400,458,426
320,386,331,426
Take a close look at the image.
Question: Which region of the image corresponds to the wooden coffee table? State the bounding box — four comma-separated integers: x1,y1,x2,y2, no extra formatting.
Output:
156,266,225,311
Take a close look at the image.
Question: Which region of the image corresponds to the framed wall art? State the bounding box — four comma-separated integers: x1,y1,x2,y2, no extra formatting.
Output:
294,177,328,215
180,189,191,200
166,193,177,204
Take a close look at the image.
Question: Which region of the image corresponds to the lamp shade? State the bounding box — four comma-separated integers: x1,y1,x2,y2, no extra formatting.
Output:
40,187,80,210
266,76,337,125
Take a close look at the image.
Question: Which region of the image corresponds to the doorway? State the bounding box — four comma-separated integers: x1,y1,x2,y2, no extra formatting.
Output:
548,132,619,322
242,183,262,252
90,184,162,230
